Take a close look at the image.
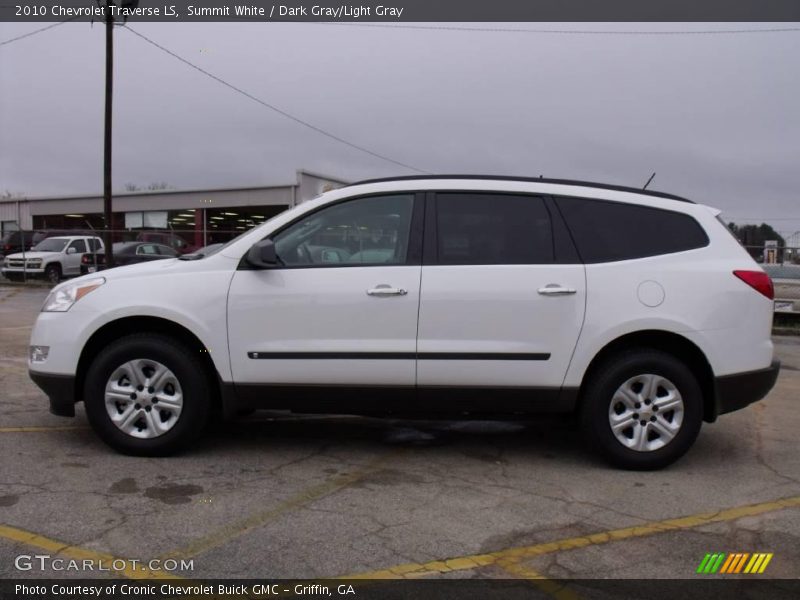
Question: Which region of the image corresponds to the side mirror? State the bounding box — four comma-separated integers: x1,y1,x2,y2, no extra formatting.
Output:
246,239,280,268
67,247,76,255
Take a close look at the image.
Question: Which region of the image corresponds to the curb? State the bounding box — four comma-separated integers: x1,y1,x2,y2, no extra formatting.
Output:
0,281,52,289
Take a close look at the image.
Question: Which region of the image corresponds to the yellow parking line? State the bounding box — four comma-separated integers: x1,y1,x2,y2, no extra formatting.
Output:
161,449,403,561
0,426,88,433
342,494,800,579
0,524,181,580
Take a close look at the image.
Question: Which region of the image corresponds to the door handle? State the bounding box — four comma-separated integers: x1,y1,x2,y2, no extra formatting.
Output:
367,285,408,297
537,284,577,296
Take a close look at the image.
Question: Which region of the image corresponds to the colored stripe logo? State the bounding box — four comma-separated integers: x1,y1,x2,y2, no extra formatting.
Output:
696,553,773,574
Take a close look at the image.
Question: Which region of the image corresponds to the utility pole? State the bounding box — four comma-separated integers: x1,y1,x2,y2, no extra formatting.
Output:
103,3,115,268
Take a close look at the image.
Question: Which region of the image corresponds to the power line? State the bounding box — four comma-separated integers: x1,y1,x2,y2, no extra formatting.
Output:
0,16,80,48
307,22,800,36
124,26,429,174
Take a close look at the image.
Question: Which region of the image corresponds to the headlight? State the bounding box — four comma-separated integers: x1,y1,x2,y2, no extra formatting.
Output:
42,277,105,312
27,259,42,266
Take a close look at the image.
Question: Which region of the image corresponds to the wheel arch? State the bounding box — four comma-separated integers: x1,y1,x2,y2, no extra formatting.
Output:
75,316,223,413
577,330,718,422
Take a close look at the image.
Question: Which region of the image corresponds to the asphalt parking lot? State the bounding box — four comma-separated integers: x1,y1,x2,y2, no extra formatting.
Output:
1,284,799,587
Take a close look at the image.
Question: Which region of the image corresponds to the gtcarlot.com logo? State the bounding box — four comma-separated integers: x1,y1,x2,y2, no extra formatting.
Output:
14,554,194,572
696,552,773,574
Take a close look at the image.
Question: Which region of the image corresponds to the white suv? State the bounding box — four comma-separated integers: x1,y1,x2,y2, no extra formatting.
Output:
3,235,104,283
27,177,780,469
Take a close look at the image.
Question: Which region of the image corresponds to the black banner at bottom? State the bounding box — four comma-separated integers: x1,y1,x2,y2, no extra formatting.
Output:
2,579,800,600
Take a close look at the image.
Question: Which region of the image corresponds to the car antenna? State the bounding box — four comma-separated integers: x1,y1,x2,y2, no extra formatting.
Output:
643,172,656,190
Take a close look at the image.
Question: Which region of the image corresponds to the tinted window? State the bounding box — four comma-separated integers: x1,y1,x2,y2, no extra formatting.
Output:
157,244,178,256
273,194,414,266
435,193,553,265
87,239,101,251
556,197,708,263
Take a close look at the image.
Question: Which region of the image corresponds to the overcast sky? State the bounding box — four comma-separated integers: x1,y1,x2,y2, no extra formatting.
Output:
0,22,798,236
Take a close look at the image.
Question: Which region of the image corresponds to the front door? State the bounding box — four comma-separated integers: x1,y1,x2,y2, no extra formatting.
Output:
64,239,87,275
227,193,423,391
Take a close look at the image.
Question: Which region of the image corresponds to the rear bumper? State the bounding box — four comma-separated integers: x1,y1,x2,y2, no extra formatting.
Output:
715,359,780,417
29,371,77,417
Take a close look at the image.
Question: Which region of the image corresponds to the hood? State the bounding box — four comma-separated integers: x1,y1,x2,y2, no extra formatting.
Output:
4,251,60,260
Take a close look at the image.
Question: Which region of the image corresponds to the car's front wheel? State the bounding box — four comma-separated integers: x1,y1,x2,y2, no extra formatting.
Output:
579,349,703,470
44,263,61,284
84,333,211,455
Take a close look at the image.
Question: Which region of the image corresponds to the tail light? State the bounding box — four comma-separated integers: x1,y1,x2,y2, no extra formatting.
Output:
81,254,92,265
733,270,774,300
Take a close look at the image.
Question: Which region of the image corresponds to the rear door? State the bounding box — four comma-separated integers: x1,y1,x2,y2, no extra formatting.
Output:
416,192,586,398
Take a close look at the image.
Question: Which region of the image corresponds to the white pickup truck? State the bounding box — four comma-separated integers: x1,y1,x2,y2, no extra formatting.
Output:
2,235,104,283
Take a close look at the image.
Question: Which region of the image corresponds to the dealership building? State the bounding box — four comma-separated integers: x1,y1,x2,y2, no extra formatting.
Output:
0,170,347,248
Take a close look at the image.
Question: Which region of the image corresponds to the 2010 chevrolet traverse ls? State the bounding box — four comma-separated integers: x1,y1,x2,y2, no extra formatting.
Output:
28,176,780,469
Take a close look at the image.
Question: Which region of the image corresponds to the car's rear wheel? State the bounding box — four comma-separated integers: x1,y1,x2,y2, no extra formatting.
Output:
84,333,211,455
579,349,703,470
44,263,61,284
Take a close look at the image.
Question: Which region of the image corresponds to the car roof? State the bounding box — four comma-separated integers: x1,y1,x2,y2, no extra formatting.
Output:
346,175,694,204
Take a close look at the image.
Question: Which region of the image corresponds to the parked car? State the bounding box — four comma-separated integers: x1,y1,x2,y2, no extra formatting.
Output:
27,176,779,469
0,230,47,259
3,235,103,283
135,231,197,255
763,264,800,315
80,242,179,275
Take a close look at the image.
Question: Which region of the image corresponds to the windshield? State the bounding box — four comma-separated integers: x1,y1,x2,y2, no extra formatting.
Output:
32,238,69,252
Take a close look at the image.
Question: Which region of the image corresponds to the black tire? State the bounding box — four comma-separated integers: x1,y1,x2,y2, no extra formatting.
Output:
83,333,211,456
579,349,703,470
44,263,61,284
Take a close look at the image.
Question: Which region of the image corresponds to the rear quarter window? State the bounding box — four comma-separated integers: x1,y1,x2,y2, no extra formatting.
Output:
555,196,709,263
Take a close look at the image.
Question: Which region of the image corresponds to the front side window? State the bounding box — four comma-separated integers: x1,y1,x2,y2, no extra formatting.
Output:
68,239,87,254
273,194,414,267
435,193,554,265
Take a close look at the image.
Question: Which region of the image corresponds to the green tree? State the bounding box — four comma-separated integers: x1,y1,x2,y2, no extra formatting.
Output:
727,222,785,261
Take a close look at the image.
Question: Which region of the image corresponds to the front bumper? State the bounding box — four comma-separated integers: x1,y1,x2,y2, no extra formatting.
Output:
29,371,77,417
715,359,781,416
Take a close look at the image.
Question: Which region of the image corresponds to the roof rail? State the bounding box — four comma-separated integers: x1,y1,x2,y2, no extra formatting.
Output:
346,174,694,204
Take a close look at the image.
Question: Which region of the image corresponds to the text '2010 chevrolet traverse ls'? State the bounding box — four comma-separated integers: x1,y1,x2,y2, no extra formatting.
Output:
28,176,780,469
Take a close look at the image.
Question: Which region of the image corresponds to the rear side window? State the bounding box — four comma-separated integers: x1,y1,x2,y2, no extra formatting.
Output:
435,193,553,265
556,197,708,263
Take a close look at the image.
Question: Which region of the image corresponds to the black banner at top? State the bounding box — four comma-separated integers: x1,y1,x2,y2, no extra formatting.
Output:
3,0,800,23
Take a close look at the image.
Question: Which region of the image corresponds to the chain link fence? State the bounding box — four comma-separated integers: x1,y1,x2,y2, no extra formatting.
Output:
1,228,243,284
